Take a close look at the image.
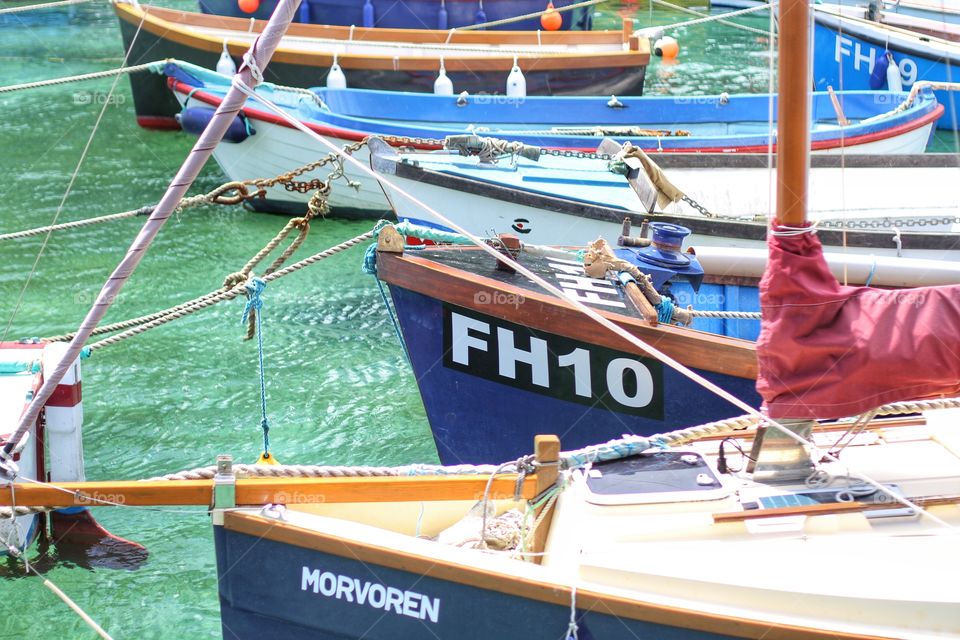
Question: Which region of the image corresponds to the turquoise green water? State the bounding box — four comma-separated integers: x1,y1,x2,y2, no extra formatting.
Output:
0,1,955,637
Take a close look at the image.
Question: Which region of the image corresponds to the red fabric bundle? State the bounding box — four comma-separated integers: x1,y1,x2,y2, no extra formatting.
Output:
757,225,960,419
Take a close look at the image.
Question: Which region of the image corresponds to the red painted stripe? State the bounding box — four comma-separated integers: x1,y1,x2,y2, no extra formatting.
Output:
170,80,943,154
0,342,44,350
136,115,182,130
47,381,82,408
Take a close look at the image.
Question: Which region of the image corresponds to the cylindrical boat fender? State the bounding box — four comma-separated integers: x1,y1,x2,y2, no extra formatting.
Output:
885,52,903,92
176,106,253,143
327,53,347,89
216,39,237,76
475,0,486,27
438,0,448,29
362,0,375,27
869,49,889,89
434,58,454,95
506,56,526,98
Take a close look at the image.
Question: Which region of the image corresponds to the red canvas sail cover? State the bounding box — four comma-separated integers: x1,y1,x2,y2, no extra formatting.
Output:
757,226,960,419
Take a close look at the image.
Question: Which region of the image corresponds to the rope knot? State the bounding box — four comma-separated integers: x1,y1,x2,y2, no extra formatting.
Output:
241,277,267,325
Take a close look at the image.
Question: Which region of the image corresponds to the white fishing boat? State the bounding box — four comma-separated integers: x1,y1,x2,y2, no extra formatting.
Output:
369,136,960,260
162,59,944,217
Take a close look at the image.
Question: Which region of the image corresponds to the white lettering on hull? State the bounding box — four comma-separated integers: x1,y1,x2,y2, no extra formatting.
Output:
301,566,440,624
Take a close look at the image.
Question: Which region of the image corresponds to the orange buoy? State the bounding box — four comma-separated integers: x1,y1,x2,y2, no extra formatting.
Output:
653,36,679,59
238,0,260,14
541,1,562,30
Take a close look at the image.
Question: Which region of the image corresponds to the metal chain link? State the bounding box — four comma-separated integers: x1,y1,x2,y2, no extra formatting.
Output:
817,215,960,230
681,194,716,218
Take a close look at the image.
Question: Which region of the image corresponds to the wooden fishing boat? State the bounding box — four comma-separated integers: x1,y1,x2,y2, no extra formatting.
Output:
197,0,595,31
371,224,761,463
192,0,960,632
114,2,649,129
813,4,960,130
370,137,960,260
162,60,943,216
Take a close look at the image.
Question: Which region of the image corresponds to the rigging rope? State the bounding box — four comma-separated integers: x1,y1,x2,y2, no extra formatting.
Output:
0,61,166,94
0,0,91,14
0,206,154,241
241,278,272,456
1,10,147,346
649,0,779,38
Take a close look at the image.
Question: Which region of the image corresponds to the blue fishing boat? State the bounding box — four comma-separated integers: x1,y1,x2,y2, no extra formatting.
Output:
812,4,960,130
370,223,761,464
197,0,593,30
166,60,943,154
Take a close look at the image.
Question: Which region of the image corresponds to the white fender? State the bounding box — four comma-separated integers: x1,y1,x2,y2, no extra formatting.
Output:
42,342,85,483
886,53,903,92
506,56,526,99
327,53,347,89
216,39,237,76
434,58,454,96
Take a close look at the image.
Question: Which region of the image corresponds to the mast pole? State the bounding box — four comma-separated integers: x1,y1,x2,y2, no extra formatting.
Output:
776,0,811,227
2,0,303,459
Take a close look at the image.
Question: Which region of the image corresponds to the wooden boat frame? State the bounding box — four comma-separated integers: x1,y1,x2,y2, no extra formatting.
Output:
115,2,650,74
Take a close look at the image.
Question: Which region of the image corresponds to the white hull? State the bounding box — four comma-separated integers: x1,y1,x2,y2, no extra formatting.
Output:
210,119,391,215
0,346,42,554
379,163,960,261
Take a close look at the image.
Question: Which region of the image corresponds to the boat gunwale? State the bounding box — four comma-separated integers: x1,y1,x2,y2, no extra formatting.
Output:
168,77,942,153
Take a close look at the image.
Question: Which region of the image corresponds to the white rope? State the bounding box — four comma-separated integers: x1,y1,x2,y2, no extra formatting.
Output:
647,0,779,37
770,222,820,236
1,12,148,345
0,0,91,15
688,309,761,320
0,206,154,241
0,61,164,94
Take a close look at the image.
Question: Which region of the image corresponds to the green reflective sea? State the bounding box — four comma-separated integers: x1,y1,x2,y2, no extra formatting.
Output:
0,1,956,637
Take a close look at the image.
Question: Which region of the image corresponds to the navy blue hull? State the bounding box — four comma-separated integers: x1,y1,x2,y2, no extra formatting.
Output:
389,286,760,465
198,0,591,30
215,523,736,639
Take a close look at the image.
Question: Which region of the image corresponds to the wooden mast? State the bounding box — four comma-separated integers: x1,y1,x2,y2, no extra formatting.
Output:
776,0,811,227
